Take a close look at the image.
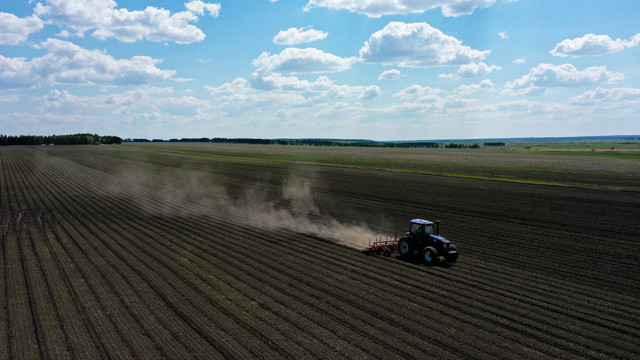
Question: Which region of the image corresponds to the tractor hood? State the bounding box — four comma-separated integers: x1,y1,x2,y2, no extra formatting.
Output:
429,234,451,244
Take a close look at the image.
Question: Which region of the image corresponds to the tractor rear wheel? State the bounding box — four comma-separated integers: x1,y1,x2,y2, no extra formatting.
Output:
423,246,439,264
397,237,416,257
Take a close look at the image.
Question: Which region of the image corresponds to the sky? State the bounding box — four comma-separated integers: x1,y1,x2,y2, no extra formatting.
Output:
0,0,639,140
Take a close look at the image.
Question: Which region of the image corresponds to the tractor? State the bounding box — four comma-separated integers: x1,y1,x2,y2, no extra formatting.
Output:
397,219,459,264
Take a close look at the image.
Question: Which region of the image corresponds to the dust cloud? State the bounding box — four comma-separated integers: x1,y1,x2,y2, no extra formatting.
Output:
107,164,382,249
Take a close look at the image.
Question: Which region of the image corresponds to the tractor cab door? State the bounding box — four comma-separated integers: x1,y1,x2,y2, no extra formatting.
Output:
410,223,425,240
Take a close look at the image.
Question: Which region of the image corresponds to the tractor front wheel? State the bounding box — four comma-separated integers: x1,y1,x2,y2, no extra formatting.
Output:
445,244,459,263
397,237,416,257
423,246,439,264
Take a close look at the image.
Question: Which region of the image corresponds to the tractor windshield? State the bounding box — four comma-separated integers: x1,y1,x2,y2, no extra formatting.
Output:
411,223,434,236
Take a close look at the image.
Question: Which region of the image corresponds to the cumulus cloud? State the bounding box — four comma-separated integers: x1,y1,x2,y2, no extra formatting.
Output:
358,85,381,100
40,86,210,117
359,22,490,67
304,0,497,18
513,57,526,64
249,72,378,103
43,89,98,113
457,79,494,95
550,34,634,57
205,77,311,114
0,95,20,103
115,87,211,116
0,13,44,45
457,62,500,77
627,34,640,48
392,84,443,102
205,72,382,122
504,63,624,96
184,0,221,16
570,87,640,105
249,72,333,92
273,26,328,45
493,100,558,115
378,69,402,80
0,38,175,88
440,62,501,78
33,0,220,43
252,47,356,74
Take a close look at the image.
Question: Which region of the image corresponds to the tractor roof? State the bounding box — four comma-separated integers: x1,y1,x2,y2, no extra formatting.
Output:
410,219,434,225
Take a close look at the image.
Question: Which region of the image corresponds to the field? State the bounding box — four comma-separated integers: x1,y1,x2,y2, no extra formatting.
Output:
1,143,639,359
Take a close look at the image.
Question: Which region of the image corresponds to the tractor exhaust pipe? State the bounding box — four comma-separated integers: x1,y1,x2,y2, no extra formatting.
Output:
435,220,440,236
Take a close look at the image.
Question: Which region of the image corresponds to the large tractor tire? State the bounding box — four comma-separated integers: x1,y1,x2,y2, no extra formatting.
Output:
397,236,416,257
423,246,440,264
445,244,459,263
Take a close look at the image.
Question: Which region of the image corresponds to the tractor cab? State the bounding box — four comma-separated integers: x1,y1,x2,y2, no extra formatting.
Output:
409,219,439,238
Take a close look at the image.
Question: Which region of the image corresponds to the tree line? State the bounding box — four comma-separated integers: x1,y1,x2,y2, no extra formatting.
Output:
0,134,122,146
124,137,444,148
444,143,480,149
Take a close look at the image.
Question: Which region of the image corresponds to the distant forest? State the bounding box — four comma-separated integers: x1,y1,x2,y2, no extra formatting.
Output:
0,134,122,146
124,137,443,148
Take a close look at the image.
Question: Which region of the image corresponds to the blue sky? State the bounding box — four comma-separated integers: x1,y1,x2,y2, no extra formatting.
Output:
1,0,639,140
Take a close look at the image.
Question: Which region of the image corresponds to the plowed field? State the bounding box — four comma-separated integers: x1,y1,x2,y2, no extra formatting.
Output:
1,144,639,359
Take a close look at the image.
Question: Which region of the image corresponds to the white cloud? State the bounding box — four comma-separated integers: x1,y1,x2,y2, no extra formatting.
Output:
43,89,98,113
457,62,501,77
0,94,19,102
457,79,494,95
513,57,526,64
504,63,624,96
205,77,309,114
252,48,356,74
377,69,402,80
249,72,332,92
570,87,640,105
0,13,44,45
493,100,559,115
359,85,381,100
33,0,221,43
184,0,221,16
40,86,210,117
204,72,383,124
0,38,175,89
273,26,328,45
627,34,640,49
441,62,501,78
498,31,508,40
392,84,443,102
249,72,377,103
304,0,497,18
550,34,631,57
359,22,490,67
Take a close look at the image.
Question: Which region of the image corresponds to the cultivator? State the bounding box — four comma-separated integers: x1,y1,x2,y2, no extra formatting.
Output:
363,233,398,256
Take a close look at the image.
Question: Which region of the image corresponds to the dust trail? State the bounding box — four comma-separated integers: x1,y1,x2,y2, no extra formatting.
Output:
108,164,382,249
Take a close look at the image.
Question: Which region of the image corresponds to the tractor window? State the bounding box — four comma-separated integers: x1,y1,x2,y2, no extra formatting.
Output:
410,223,422,234
424,224,434,235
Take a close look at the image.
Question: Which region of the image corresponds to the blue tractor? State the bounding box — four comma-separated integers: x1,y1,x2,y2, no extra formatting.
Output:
397,219,459,264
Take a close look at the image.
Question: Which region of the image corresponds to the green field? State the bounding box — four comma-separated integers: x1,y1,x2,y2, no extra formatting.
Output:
121,142,640,189
507,139,640,162
1,143,639,359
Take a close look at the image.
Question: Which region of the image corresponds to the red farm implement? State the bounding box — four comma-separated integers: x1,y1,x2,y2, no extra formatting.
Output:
363,233,398,256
